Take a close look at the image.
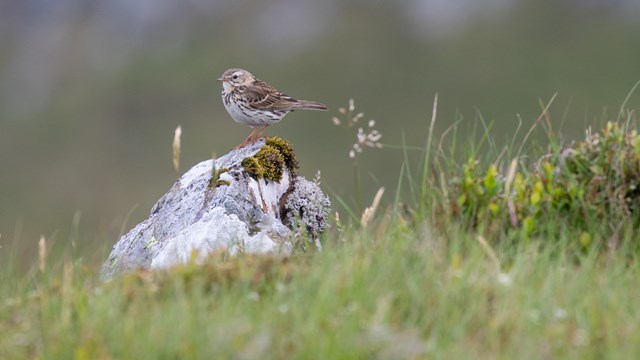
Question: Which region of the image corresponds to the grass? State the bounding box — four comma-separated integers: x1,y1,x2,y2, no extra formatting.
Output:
3,104,640,358
3,228,640,358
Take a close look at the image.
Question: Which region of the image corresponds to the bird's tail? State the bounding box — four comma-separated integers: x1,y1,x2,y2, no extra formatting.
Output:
296,100,328,111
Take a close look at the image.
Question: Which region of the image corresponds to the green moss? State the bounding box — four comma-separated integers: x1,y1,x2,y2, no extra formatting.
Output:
242,147,284,182
241,157,262,179
265,137,299,172
215,179,231,187
242,140,296,182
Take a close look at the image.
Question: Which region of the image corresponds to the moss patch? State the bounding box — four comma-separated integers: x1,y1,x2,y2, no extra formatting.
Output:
214,179,231,187
242,138,297,182
265,137,299,172
242,147,284,182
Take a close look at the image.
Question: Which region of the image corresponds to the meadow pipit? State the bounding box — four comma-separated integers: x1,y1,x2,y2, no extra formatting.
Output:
217,68,327,148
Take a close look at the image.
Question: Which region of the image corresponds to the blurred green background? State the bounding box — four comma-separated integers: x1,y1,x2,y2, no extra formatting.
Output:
1,0,640,264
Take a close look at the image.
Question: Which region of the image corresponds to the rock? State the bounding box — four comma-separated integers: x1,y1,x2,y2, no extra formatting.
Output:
101,138,330,279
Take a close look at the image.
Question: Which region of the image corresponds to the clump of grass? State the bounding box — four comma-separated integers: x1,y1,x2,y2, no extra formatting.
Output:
442,120,640,247
4,221,640,359
563,121,640,215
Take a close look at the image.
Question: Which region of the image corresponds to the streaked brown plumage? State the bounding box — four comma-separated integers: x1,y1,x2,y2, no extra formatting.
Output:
217,68,327,148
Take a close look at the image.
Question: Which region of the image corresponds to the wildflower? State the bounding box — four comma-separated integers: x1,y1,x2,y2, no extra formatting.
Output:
331,99,383,159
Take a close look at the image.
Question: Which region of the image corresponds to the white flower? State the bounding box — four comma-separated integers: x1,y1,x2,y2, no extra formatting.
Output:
333,99,383,159
367,130,382,144
357,128,366,143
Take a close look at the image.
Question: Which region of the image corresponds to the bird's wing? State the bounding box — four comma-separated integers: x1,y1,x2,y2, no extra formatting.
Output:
242,80,300,111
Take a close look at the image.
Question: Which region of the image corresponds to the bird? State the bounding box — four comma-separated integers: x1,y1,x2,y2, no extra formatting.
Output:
217,68,327,148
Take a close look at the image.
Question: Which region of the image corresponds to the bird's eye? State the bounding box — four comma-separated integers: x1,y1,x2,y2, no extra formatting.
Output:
232,74,239,80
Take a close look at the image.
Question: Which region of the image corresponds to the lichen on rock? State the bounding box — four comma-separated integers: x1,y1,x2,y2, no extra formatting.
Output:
282,178,331,238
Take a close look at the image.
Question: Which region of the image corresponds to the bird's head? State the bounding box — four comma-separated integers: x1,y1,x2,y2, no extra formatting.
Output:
217,68,254,91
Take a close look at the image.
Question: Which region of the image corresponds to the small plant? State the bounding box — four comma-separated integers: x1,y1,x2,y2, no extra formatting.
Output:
208,153,231,188
331,99,383,159
331,99,383,212
445,120,640,246
563,122,640,215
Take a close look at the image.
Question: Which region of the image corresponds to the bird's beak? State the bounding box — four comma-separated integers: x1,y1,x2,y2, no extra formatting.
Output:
216,76,225,82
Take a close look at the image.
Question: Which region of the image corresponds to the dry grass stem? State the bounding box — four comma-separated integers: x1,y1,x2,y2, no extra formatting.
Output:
361,187,385,227
38,235,46,273
173,125,182,173
476,235,501,269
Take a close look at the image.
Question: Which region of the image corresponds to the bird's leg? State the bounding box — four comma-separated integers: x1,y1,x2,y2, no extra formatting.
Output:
235,128,260,149
251,125,270,143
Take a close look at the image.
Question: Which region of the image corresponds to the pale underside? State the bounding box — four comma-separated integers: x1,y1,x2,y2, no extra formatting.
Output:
222,90,289,128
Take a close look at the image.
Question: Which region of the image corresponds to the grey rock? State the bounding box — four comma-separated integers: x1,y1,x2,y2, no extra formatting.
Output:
101,140,330,279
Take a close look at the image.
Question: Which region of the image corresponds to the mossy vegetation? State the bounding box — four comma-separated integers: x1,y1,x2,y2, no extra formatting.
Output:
265,137,299,172
213,179,231,187
208,166,230,188
241,137,298,182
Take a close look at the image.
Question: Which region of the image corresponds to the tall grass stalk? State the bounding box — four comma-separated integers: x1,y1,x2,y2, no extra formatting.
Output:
419,93,438,218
